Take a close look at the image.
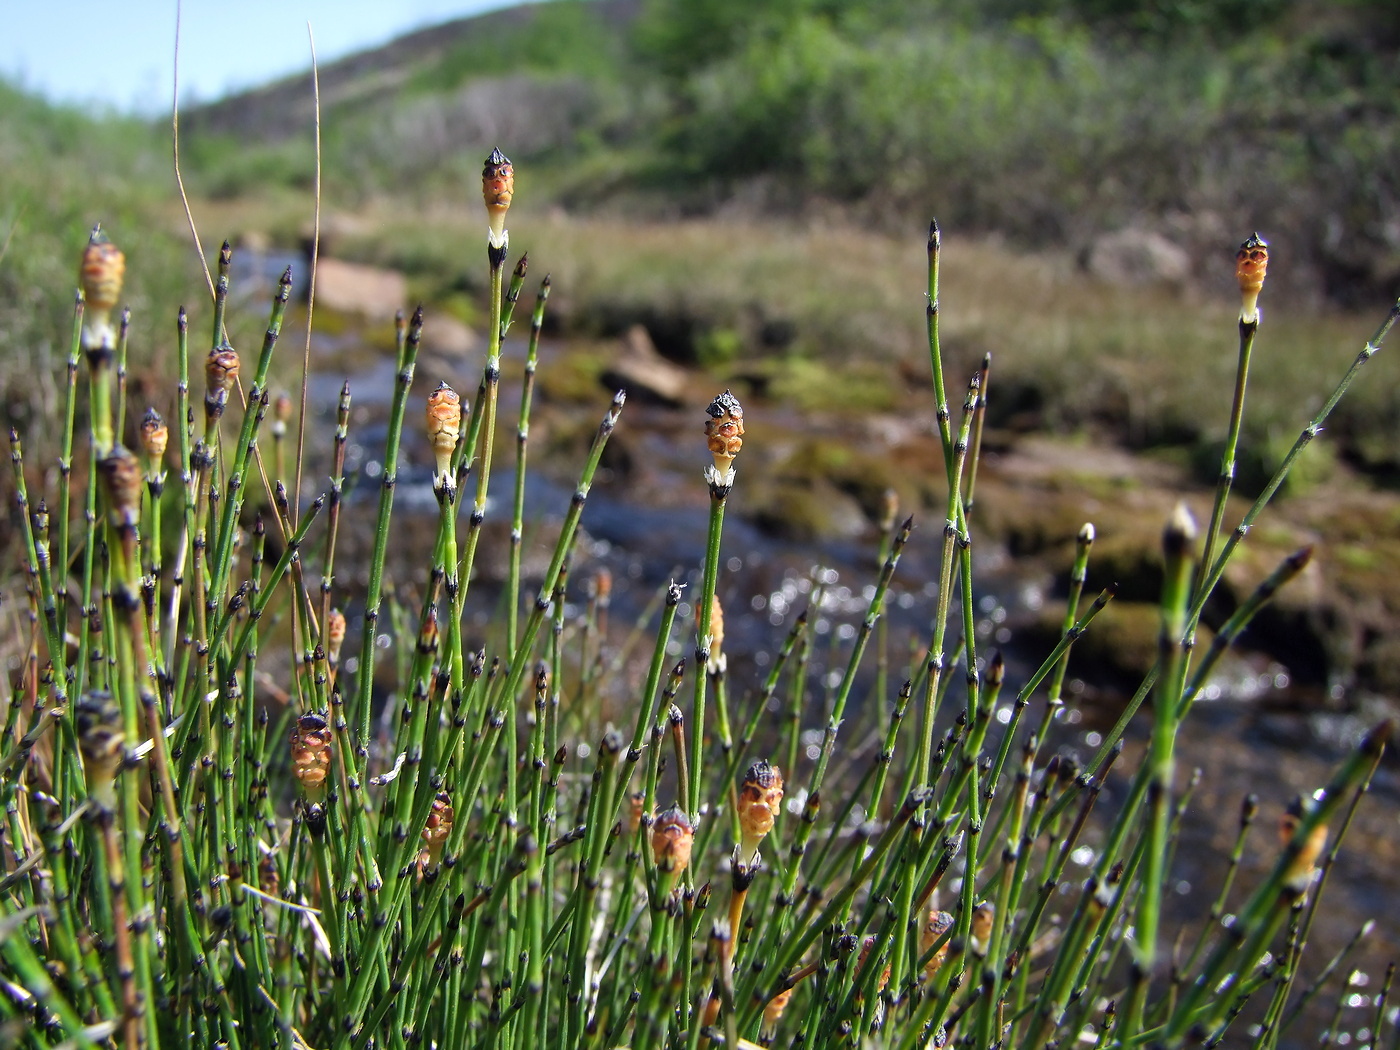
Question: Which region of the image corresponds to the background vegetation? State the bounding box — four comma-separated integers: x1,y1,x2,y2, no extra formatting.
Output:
175,0,1400,302
4,0,1400,676
6,0,1400,414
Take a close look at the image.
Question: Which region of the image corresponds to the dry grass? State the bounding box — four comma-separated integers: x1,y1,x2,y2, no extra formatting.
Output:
265,204,1391,465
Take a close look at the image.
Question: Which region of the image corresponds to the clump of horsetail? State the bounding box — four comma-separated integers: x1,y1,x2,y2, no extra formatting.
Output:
2,145,1398,1050
689,390,744,821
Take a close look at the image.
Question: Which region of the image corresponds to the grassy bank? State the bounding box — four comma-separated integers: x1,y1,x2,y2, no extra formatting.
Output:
229,200,1396,484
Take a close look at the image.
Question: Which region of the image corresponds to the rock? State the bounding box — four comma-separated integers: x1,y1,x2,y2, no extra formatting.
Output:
237,230,271,254
1022,599,1215,696
417,315,480,389
314,258,407,320
975,435,1400,696
598,324,690,407
421,315,478,360
1083,228,1191,286
750,479,869,543
775,436,909,525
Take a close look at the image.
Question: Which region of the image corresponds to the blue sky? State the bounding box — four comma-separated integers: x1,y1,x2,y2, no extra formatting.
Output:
1,0,519,114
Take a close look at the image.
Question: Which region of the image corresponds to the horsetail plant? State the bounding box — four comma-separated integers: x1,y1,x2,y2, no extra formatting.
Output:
1195,233,1269,601
0,144,1397,1050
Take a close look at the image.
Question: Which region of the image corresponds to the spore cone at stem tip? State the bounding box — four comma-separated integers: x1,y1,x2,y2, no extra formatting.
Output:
139,409,168,462
704,389,744,480
98,446,142,526
1236,233,1269,321
652,805,693,875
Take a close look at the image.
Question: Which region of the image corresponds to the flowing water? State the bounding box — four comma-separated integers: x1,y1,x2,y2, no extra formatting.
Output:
292,329,1399,1047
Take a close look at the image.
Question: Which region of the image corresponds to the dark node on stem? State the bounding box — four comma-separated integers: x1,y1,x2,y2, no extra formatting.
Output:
1362,718,1393,755
984,651,1006,689
732,862,759,893
1241,793,1259,824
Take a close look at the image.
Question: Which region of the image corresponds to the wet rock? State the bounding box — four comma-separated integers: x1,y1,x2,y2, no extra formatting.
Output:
229,238,308,303
1215,532,1332,687
750,479,868,543
1023,599,1215,697
536,348,608,405
977,434,1400,696
972,437,1189,569
1211,482,1400,694
300,213,368,257
1084,531,1165,605
417,315,480,386
598,325,690,407
771,436,911,526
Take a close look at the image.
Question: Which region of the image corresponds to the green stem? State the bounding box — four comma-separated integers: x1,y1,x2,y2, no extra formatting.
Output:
508,275,548,658
352,308,422,769
690,481,728,819
1194,317,1257,601
1126,506,1197,1038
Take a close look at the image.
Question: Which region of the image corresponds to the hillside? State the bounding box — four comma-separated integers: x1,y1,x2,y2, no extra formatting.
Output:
177,0,1400,308
185,0,640,142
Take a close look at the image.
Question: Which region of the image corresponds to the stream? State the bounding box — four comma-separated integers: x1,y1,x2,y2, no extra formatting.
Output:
286,326,1399,1048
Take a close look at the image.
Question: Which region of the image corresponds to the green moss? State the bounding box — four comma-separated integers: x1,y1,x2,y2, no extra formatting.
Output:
430,292,482,329
767,358,897,415
1336,545,1378,572
695,325,744,367
536,346,608,404
749,479,868,542
773,435,912,523
1032,598,1215,691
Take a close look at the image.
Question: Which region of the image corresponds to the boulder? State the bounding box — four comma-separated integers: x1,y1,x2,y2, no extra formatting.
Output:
421,315,478,360
314,258,407,320
598,324,690,407
1083,228,1191,286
